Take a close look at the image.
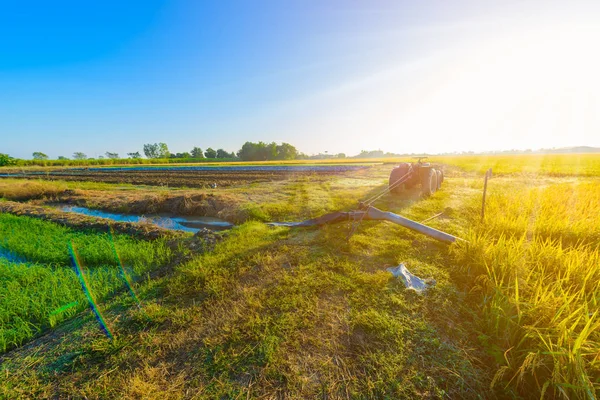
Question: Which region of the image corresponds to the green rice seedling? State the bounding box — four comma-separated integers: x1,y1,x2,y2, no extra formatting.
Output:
0,213,172,269
0,259,115,351
0,214,173,352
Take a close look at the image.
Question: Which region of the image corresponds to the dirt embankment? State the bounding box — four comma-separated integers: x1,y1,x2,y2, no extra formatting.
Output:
0,201,184,240
0,180,249,222
56,191,248,223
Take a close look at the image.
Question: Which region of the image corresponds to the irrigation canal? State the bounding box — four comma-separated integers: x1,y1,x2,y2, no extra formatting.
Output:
58,205,234,232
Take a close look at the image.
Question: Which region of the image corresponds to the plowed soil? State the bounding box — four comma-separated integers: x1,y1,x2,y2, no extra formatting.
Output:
0,166,366,188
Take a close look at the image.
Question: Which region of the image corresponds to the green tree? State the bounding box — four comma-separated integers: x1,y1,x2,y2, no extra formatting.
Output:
237,141,297,161
170,152,191,159
144,143,170,158
0,153,16,166
216,149,233,158
73,152,87,160
105,152,119,159
275,143,298,160
357,150,384,158
32,152,48,160
265,142,278,160
190,147,204,158
57,156,69,160
204,147,217,158
237,141,272,161
157,143,170,158
143,143,158,158
127,152,141,158
236,142,257,161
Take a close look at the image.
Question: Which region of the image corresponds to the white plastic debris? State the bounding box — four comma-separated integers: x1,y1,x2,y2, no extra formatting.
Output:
386,263,435,293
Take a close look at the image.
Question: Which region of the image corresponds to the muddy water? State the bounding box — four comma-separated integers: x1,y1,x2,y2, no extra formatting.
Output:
58,205,233,232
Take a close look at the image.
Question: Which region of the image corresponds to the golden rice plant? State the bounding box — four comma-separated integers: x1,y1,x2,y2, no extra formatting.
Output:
452,180,600,398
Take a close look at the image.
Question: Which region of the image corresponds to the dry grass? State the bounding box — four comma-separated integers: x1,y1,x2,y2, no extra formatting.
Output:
0,179,68,201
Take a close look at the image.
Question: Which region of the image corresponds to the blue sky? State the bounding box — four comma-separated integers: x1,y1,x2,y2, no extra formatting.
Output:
1,1,600,159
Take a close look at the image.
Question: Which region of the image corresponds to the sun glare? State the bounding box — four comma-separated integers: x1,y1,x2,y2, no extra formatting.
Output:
3,3,600,398
386,23,600,153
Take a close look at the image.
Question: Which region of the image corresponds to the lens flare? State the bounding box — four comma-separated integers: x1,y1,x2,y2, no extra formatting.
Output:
49,301,78,316
109,228,142,308
68,241,114,339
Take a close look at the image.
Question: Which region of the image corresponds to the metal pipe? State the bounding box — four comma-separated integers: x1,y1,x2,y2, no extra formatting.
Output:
366,206,463,244
269,207,465,244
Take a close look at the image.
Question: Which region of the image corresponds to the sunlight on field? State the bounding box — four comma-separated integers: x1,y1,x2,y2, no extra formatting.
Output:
3,0,600,397
0,154,598,398
453,178,600,397
430,154,600,176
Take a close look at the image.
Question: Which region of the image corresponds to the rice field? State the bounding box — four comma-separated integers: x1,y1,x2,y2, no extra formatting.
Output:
0,153,598,399
452,179,600,398
0,214,172,351
430,153,600,176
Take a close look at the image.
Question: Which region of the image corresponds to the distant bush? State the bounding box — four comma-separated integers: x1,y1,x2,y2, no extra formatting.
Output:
0,154,17,167
143,143,170,159
32,152,49,160
237,141,298,161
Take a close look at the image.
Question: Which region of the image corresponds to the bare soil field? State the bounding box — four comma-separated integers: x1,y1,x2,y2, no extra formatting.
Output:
0,165,369,188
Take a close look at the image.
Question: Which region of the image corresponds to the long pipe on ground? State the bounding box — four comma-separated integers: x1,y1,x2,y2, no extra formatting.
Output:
364,207,463,244
270,206,464,244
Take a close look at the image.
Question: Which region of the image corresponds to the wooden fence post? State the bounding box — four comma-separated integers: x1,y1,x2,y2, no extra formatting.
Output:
481,168,492,220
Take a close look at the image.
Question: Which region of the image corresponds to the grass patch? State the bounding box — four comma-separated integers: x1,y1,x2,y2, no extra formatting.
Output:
0,214,172,352
0,213,171,266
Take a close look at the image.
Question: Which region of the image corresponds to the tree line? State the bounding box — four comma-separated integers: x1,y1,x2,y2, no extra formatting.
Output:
1,141,303,166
